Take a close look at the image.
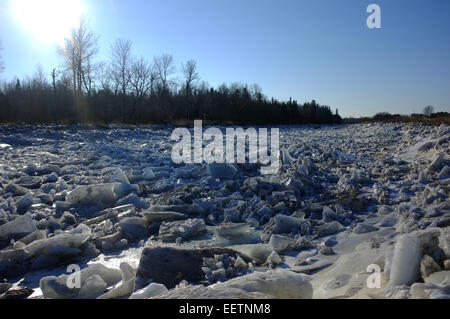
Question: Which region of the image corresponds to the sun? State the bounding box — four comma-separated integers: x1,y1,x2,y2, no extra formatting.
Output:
12,0,84,44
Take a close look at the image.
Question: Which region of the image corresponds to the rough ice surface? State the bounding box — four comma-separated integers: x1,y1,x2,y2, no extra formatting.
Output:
129,283,168,299
0,123,448,299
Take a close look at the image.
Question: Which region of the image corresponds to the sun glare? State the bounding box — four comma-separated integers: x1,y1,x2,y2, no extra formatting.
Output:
12,0,84,44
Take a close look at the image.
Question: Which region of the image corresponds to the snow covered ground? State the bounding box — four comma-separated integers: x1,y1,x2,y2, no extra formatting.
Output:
0,123,449,299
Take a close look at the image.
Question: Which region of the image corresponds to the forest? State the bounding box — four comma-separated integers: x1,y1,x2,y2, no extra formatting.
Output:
0,19,342,126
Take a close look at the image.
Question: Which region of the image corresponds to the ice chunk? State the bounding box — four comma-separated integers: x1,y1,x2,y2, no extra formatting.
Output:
3,183,30,196
207,163,238,180
234,256,248,270
116,193,149,209
78,275,107,299
24,163,38,175
18,229,46,245
136,247,204,289
40,263,122,299
213,269,313,299
142,211,185,224
438,166,450,180
425,271,450,286
215,223,251,238
98,262,136,299
281,148,295,166
387,233,422,292
322,206,337,223
148,204,204,215
317,221,345,237
273,214,302,234
155,284,272,299
117,217,149,242
228,244,272,263
159,218,206,243
15,193,34,213
110,168,130,184
336,151,357,163
267,251,283,265
25,224,91,256
269,234,296,252
420,255,441,279
130,283,168,299
353,223,379,234
66,183,138,205
429,154,444,171
16,176,43,189
0,213,37,241
142,168,156,180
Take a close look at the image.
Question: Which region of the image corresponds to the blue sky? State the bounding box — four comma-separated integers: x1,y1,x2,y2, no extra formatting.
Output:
0,0,449,117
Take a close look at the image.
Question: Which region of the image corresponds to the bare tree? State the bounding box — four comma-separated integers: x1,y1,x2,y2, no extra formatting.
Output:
59,17,99,95
153,54,176,93
110,39,133,96
31,64,48,89
130,56,154,99
0,40,5,74
50,68,59,95
249,83,264,101
96,62,112,92
181,59,199,95
423,105,434,117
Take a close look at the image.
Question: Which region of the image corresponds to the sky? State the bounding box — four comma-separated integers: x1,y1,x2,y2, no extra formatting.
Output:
0,0,449,117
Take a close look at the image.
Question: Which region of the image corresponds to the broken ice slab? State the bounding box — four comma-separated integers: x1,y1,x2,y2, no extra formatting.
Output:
66,182,139,205
98,262,136,299
227,244,273,264
148,204,205,215
109,168,130,184
55,201,78,214
215,223,251,238
83,204,136,226
207,163,238,180
273,214,303,234
159,218,207,243
0,213,37,241
211,269,313,299
24,224,91,256
269,234,297,252
15,193,35,213
281,148,295,166
142,168,156,180
336,151,357,163
129,283,168,299
3,183,30,196
387,233,423,292
40,263,122,299
116,193,149,209
142,211,185,224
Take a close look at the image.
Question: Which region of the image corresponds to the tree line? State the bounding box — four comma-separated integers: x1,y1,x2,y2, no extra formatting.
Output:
0,18,342,126
343,107,450,125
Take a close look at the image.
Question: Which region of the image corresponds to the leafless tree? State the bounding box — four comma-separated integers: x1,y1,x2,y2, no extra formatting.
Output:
181,59,199,95
110,39,134,96
130,56,155,99
423,105,434,117
153,54,176,93
95,62,112,92
59,16,99,95
249,83,264,101
50,68,60,94
31,64,48,89
0,40,5,74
